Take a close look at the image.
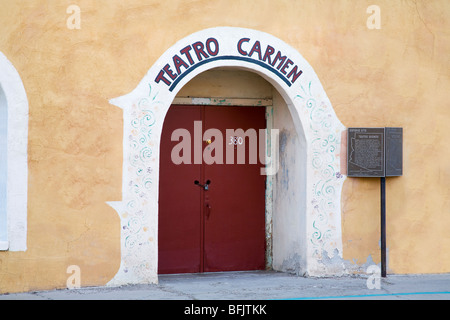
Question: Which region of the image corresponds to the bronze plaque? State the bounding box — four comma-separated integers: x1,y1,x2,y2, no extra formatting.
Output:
385,127,403,177
347,128,385,177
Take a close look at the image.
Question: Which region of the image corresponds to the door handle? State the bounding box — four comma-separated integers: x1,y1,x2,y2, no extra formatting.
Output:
194,179,211,191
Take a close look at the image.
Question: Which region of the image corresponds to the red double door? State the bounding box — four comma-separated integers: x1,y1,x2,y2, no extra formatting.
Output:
158,104,266,274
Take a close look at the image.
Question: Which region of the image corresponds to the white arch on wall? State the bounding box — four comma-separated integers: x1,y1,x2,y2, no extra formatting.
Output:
0,52,29,252
107,27,346,286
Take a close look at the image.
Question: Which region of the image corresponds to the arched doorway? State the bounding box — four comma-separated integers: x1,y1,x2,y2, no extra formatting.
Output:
107,27,346,286
0,52,29,252
0,85,7,247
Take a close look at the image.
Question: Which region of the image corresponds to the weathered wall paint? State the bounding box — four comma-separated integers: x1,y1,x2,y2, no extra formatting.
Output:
271,90,308,275
0,0,448,293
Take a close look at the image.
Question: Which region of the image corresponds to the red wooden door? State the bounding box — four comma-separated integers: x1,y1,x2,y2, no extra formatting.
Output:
203,106,266,272
158,105,266,274
158,105,202,274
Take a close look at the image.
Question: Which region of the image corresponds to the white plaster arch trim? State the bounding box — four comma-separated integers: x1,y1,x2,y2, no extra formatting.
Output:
0,52,29,252
107,27,346,285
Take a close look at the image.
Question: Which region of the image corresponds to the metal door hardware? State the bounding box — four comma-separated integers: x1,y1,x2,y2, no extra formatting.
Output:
194,179,211,190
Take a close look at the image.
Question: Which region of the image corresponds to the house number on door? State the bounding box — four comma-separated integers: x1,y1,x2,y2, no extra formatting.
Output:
229,136,243,145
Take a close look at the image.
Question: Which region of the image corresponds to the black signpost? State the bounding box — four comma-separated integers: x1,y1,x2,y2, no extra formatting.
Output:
347,127,403,277
380,175,386,277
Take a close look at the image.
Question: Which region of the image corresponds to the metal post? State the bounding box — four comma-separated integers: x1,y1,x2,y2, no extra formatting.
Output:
380,176,387,277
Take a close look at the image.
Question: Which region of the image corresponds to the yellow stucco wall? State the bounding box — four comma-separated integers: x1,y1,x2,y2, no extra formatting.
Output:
0,0,449,293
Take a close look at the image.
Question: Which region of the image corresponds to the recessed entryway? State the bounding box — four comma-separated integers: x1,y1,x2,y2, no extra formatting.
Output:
108,27,345,286
158,104,266,273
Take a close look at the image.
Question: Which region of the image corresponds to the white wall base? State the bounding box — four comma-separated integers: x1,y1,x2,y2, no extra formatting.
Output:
0,240,9,251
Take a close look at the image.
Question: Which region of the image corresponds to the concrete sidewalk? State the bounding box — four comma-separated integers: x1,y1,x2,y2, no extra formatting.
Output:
1,271,449,300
